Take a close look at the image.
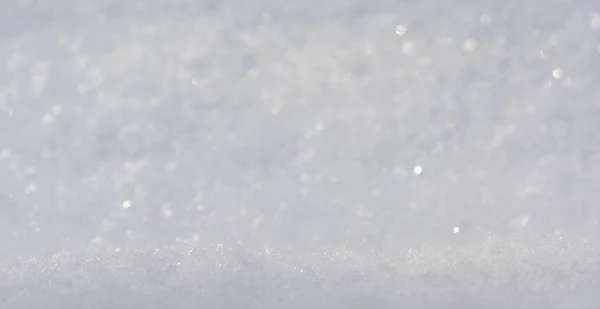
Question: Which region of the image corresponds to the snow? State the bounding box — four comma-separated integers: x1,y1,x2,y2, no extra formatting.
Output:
1,0,600,308
2,240,600,308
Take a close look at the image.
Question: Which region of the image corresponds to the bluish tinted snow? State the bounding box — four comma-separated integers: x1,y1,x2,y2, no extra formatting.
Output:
1,0,600,308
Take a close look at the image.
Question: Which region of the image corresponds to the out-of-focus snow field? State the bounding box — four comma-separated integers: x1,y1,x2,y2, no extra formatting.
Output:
1,0,600,308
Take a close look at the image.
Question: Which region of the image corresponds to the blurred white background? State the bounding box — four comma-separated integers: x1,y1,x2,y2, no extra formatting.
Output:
1,0,600,308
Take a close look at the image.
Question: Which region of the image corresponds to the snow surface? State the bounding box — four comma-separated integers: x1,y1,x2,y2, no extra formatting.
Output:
1,0,600,308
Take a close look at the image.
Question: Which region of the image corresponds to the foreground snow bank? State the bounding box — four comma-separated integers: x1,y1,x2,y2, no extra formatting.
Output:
1,238,598,309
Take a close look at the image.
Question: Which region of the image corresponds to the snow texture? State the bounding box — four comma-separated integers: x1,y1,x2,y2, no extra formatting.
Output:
1,0,600,308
